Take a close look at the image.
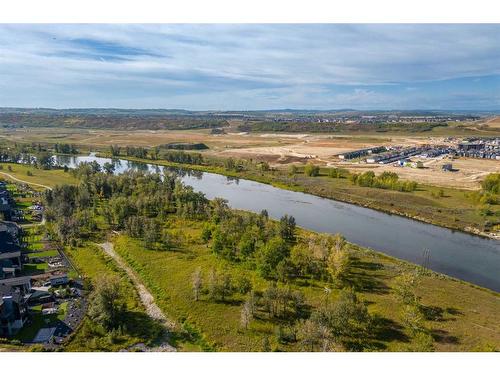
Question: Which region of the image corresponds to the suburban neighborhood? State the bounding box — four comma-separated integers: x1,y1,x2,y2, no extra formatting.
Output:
0,180,85,346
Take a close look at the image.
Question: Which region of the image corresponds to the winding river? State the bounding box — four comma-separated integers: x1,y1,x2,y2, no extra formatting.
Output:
54,154,500,292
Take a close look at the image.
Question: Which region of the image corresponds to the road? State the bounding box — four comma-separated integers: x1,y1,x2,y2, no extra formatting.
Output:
98,242,176,352
0,171,53,190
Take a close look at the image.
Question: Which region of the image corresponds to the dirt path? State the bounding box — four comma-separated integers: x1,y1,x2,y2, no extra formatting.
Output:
98,242,177,352
0,171,53,190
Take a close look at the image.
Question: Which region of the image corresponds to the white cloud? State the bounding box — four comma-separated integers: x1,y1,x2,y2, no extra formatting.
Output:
0,24,499,109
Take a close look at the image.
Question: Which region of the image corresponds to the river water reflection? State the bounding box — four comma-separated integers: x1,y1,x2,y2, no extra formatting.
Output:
53,154,500,292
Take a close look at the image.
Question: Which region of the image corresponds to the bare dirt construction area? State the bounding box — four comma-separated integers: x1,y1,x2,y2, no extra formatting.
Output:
338,157,500,190
1,126,497,189
218,134,389,164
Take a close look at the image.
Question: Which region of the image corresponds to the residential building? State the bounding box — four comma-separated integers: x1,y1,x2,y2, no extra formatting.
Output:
0,285,29,336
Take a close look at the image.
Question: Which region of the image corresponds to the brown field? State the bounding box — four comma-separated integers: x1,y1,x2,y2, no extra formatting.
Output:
484,116,500,128
218,136,385,163
1,126,498,190
0,127,288,153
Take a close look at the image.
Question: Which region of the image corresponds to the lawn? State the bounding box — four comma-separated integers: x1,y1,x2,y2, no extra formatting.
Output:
14,302,69,343
0,162,78,188
112,218,500,352
27,250,59,259
22,263,49,275
25,242,45,251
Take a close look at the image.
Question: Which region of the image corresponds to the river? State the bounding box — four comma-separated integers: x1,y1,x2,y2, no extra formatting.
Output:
53,154,500,292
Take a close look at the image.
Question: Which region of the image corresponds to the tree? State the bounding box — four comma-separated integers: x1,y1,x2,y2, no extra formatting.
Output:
240,298,254,329
143,219,160,248
262,283,279,318
220,272,233,301
326,236,350,283
150,147,160,160
103,162,115,175
279,214,296,243
310,288,370,344
110,145,121,157
259,161,270,172
291,243,317,277
288,165,298,176
224,157,236,171
393,271,420,306
304,163,320,177
201,223,213,243
207,268,233,302
328,168,342,178
192,267,202,301
401,303,425,335
276,258,295,282
210,197,230,223
256,237,290,279
481,173,500,194
235,275,252,294
36,152,54,170
88,275,126,330
410,331,434,352
297,319,324,351
211,228,225,255
237,230,256,258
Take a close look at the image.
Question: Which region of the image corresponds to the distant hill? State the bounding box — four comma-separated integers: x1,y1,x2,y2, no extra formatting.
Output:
0,107,495,131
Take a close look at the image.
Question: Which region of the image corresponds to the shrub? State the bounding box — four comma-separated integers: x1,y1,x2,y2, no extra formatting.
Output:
304,163,320,177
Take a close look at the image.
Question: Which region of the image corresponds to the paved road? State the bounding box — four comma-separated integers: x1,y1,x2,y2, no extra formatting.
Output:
0,171,53,191
98,242,176,352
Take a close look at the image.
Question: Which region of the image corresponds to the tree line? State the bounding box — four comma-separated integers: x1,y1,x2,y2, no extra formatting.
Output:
42,165,433,351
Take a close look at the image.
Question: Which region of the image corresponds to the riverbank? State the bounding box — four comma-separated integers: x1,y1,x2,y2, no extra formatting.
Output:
111,218,500,352
95,153,499,241
3,166,499,352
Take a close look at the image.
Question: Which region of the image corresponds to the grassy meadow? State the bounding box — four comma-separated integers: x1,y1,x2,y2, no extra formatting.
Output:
0,162,77,188
112,217,500,352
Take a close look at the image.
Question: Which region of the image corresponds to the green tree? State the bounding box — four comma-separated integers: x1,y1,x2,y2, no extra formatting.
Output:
304,163,320,177
103,162,115,174
481,173,500,194
279,214,296,243
326,235,349,283
88,275,126,330
393,271,420,306
288,164,298,176
256,237,290,278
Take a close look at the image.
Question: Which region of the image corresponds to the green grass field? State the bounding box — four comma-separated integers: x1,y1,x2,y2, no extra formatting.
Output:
27,250,59,258
0,162,77,188
112,218,500,352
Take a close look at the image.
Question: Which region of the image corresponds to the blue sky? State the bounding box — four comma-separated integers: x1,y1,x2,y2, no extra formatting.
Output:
0,24,499,110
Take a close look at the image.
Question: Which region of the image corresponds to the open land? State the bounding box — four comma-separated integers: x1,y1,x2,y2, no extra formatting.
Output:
0,154,498,352
112,221,500,352
1,118,498,190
